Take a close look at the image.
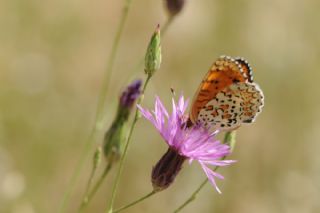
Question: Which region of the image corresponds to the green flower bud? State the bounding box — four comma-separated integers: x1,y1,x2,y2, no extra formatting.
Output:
103,80,142,163
145,25,161,77
103,118,124,163
93,146,102,169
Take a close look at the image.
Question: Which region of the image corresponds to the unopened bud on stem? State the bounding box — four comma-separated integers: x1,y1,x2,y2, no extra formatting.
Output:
93,146,102,169
145,25,161,77
103,80,142,163
164,0,185,17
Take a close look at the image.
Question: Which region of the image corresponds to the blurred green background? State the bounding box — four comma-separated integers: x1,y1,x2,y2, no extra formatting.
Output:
1,0,320,212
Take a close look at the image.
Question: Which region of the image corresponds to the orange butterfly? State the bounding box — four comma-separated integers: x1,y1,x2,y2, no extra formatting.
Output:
189,56,264,131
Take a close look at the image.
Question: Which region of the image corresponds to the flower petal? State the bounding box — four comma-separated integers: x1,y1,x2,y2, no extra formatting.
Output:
137,105,157,127
200,162,223,194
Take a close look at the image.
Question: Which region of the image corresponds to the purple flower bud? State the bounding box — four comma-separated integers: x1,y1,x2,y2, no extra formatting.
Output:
151,148,186,191
103,79,142,161
165,0,185,17
120,79,142,109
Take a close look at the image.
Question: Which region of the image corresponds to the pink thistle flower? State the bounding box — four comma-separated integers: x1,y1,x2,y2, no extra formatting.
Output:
138,95,235,193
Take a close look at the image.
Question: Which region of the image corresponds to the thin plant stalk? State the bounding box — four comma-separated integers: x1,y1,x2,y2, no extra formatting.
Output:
106,75,152,213
59,131,96,213
80,163,99,209
173,178,208,213
58,0,133,212
79,163,112,212
173,163,224,213
173,131,235,213
113,190,156,213
79,147,102,211
161,16,174,35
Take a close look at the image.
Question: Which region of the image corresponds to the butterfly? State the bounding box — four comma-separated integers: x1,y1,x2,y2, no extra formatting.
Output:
189,55,264,131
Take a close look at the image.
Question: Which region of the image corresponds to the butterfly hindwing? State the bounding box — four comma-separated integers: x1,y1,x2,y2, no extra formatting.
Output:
197,82,264,131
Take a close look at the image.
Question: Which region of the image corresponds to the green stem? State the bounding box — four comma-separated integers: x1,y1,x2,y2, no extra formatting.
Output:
173,131,235,213
97,0,133,125
79,163,112,212
113,191,156,213
173,179,208,213
58,1,133,212
106,75,152,213
173,164,224,213
161,16,174,35
79,162,99,210
59,130,96,213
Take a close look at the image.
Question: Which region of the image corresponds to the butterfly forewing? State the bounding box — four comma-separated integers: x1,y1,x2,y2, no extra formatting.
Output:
235,57,254,83
190,56,246,123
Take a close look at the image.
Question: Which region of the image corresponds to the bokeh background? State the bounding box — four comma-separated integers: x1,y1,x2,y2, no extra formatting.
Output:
1,0,320,212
